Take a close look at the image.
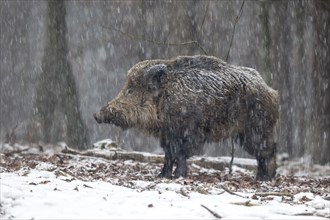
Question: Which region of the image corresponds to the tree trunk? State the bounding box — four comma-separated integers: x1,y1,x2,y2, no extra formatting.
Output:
33,0,89,149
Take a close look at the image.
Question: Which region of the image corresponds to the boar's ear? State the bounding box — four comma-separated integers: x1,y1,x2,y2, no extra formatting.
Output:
143,64,167,91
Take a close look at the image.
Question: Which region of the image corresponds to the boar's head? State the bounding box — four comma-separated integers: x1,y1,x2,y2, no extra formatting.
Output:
93,61,168,134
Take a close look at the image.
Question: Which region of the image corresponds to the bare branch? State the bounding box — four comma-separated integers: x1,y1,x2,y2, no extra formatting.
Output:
194,41,208,55
101,26,208,55
225,0,246,62
229,138,235,174
199,0,210,34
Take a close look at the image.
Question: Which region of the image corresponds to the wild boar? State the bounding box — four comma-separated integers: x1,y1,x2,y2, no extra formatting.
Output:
94,55,279,181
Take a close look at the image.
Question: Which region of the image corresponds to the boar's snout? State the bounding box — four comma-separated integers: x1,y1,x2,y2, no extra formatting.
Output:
93,104,129,129
93,112,103,124
94,105,109,124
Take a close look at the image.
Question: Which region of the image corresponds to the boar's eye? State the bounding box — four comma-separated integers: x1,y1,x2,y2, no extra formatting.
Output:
126,88,134,95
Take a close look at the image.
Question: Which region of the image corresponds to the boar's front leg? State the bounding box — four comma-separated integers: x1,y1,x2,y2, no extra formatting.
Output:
158,136,174,178
173,124,203,178
173,146,188,178
159,138,188,179
158,132,189,179
158,124,201,178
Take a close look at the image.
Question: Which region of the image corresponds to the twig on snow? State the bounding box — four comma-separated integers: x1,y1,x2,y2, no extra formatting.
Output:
219,185,246,198
230,200,256,206
201,204,222,219
254,192,294,198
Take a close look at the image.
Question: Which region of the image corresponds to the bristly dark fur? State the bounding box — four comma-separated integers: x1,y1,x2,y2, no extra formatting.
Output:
94,55,279,181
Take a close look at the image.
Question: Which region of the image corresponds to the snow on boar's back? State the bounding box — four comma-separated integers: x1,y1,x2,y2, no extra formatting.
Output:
94,55,279,181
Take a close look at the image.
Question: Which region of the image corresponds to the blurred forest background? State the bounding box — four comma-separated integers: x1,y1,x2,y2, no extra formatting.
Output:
1,0,329,164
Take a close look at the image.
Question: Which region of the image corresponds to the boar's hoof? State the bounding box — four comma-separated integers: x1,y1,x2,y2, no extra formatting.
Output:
158,168,172,179
256,157,275,181
157,173,172,179
256,173,272,181
173,167,187,179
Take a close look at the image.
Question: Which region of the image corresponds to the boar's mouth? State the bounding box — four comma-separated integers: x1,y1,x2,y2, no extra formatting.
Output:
93,111,129,130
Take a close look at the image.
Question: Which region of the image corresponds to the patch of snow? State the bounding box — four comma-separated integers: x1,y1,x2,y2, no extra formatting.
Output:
316,209,330,219
309,196,330,209
155,182,183,193
1,168,328,219
267,200,315,216
1,145,329,219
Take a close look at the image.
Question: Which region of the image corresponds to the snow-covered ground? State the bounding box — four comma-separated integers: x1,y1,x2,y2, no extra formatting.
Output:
1,143,329,219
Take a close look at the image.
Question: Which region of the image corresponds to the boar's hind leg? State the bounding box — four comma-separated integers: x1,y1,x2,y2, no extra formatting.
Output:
256,143,277,181
243,130,277,181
